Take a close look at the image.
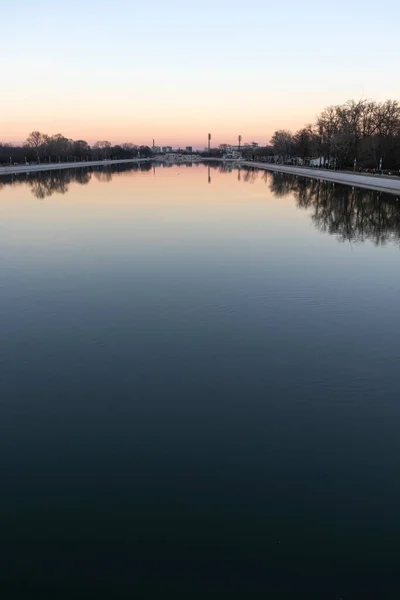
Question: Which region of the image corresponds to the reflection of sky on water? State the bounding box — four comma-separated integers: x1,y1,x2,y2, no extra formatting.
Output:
1,164,400,597
1,163,399,247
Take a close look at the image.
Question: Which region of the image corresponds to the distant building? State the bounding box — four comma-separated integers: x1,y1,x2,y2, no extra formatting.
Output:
162,153,201,164
152,146,161,154
243,142,259,149
162,146,173,153
222,150,242,160
185,146,193,153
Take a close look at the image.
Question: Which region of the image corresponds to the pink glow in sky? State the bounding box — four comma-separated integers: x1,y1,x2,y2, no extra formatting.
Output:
2,0,399,147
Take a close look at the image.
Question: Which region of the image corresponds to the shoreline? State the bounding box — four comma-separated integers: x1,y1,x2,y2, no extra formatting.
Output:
240,161,400,196
2,157,400,196
0,158,152,177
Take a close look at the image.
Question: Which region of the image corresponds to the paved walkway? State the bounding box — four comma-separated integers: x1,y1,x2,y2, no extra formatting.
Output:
242,162,400,196
0,158,151,177
3,158,400,195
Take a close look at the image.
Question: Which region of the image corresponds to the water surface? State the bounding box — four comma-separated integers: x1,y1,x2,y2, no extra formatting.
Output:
1,163,400,598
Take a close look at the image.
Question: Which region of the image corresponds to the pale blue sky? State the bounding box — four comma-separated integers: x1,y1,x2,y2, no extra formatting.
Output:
1,0,399,146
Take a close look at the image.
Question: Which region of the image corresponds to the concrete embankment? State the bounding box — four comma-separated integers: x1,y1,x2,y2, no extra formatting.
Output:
242,162,400,196
0,158,152,177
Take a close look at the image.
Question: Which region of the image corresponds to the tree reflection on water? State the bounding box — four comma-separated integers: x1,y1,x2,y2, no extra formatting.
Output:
0,162,152,199
206,163,400,246
1,163,400,247
266,171,400,246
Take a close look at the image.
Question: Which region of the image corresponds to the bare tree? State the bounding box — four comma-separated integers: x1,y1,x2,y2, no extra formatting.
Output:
293,125,318,161
316,106,340,163
47,134,71,160
271,130,293,162
26,131,48,163
94,141,112,159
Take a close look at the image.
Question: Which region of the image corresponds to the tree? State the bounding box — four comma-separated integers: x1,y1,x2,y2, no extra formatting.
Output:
293,125,318,161
335,99,374,164
26,131,48,162
93,141,112,159
316,106,340,163
271,130,293,162
138,145,152,158
72,140,91,160
371,100,400,168
47,134,71,160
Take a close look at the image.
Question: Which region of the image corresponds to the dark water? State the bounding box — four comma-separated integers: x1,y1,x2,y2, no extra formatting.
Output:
1,163,400,598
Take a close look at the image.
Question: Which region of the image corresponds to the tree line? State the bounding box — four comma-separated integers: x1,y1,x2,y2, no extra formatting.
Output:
2,99,400,170
0,131,153,165
270,99,400,171
202,98,400,171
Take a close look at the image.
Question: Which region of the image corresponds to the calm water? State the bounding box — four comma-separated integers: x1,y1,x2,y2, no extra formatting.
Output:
1,163,400,598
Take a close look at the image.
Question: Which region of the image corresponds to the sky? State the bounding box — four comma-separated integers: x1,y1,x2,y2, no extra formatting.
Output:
1,0,400,148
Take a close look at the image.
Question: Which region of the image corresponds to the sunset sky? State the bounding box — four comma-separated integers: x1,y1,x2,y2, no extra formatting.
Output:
2,0,399,148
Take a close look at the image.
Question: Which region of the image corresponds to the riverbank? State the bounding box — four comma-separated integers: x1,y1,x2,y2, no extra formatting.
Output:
241,161,400,196
3,158,400,195
0,158,152,177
